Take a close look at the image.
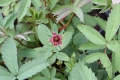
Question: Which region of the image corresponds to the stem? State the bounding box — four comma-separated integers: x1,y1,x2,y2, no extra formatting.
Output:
14,38,34,48
104,47,107,54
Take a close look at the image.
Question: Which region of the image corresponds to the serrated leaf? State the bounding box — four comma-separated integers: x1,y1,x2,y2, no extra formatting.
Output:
100,53,112,78
17,0,31,21
83,52,102,63
114,51,120,73
50,0,59,10
73,8,84,23
31,0,42,9
92,0,107,5
69,61,97,80
105,4,120,41
84,14,97,27
51,67,56,78
19,48,39,58
77,25,106,45
4,13,17,28
113,75,120,80
106,40,119,52
80,42,105,50
0,0,16,6
0,69,16,80
56,52,69,61
59,31,72,49
0,13,4,27
37,24,52,46
1,38,18,75
112,53,117,73
41,68,50,79
81,2,93,13
94,17,106,31
17,58,49,80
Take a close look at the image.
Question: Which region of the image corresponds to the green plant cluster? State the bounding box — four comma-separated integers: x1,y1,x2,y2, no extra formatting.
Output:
0,0,120,80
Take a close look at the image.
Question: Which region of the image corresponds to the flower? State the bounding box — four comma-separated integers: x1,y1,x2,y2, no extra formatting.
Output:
49,32,62,46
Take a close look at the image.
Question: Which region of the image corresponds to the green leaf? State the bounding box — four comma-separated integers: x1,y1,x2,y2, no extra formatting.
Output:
19,48,39,58
4,13,17,28
100,53,112,78
17,0,31,21
17,58,49,80
83,52,102,63
59,31,72,49
81,2,93,13
50,0,59,10
31,0,42,9
0,0,16,6
51,67,56,78
113,75,120,80
115,51,120,73
77,25,106,45
80,42,105,50
56,52,69,61
42,68,50,79
73,32,88,47
1,38,18,75
69,61,97,80
92,0,107,5
94,17,106,31
106,40,119,52
0,69,16,80
112,53,117,73
0,13,4,27
73,8,84,23
37,24,52,46
105,4,120,41
84,14,97,27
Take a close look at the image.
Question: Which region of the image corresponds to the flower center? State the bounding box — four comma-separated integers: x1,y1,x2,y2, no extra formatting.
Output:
54,36,59,41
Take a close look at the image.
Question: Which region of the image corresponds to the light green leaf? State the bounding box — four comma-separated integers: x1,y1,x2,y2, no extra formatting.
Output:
77,25,106,45
59,31,72,49
41,68,50,79
51,67,56,78
105,4,120,41
0,13,4,27
94,17,106,31
47,54,56,64
50,0,59,10
83,52,102,63
73,8,84,23
17,58,49,80
31,0,42,9
80,42,105,50
37,24,52,46
0,0,16,6
100,53,112,78
56,52,69,61
19,48,39,58
17,0,31,21
1,38,18,75
0,69,16,80
4,13,17,28
92,0,107,5
73,32,88,47
112,53,117,73
113,75,120,80
106,40,120,52
69,61,97,80
81,2,93,13
84,14,97,27
115,51,120,73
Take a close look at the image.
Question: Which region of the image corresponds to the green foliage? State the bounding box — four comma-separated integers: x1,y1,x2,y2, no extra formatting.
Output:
17,0,31,21
1,38,18,75
69,61,97,80
77,24,106,45
17,58,49,80
0,0,120,80
105,4,120,41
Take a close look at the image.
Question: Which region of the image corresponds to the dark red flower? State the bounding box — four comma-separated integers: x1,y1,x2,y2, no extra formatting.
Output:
49,32,62,46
